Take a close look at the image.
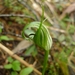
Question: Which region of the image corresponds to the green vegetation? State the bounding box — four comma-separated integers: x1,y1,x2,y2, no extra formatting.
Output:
0,0,75,75
22,5,52,75
0,22,13,41
4,57,33,75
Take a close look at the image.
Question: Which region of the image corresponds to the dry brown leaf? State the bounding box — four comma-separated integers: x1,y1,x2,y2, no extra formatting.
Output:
60,3,75,20
12,40,33,53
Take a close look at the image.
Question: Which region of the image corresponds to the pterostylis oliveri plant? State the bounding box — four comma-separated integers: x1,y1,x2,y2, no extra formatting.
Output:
22,2,52,75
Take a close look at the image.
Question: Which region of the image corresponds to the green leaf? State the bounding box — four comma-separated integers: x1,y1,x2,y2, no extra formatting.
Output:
4,0,13,8
4,64,12,69
58,34,65,42
58,61,69,75
13,7,21,12
32,47,37,57
12,60,21,71
60,21,67,29
15,17,26,24
0,24,3,33
7,57,14,63
59,51,68,63
68,25,75,34
0,29,2,33
11,71,18,75
0,36,13,41
63,17,71,22
20,67,33,75
25,45,36,56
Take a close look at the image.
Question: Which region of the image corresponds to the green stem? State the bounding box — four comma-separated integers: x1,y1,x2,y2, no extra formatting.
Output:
42,50,49,75
39,4,44,30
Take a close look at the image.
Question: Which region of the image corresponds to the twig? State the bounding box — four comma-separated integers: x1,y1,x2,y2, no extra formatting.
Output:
48,26,66,34
0,43,42,75
0,14,35,19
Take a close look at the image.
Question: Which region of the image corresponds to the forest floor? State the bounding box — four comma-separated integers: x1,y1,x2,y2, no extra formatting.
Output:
0,0,75,75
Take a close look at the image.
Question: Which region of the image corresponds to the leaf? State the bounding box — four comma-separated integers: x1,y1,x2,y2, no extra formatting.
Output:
58,61,69,75
4,64,12,69
20,67,33,75
60,21,67,29
25,45,36,56
32,47,38,57
7,57,14,63
4,0,13,8
0,28,2,33
68,25,75,34
12,60,21,71
58,34,65,42
58,51,68,63
56,4,63,11
0,36,13,41
15,17,26,24
11,71,18,75
0,24,3,33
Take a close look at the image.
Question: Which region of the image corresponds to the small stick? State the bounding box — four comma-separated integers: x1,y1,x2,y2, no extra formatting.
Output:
0,14,34,19
0,43,42,75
